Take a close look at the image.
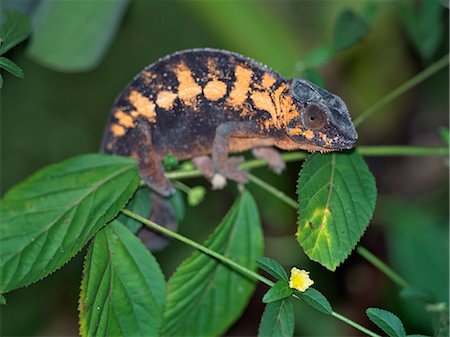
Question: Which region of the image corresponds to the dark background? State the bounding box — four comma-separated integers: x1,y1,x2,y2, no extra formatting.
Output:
1,1,448,336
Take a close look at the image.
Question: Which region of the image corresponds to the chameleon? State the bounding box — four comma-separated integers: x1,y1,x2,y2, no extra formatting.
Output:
101,48,358,197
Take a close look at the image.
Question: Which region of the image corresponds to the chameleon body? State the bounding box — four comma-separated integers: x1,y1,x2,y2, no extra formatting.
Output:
101,48,358,195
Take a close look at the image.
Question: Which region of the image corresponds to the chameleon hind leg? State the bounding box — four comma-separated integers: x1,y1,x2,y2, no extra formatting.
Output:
136,123,175,197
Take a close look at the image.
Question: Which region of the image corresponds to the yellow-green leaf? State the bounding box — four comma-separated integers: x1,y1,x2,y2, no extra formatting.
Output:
297,151,376,270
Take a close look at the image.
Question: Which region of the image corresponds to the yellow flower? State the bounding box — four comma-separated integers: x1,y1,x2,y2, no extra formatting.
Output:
289,267,314,292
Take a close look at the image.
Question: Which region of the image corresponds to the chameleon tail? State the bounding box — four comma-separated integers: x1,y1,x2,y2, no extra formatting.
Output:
137,192,178,251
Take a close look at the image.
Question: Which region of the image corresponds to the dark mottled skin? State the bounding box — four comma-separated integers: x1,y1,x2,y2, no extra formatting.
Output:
101,48,358,196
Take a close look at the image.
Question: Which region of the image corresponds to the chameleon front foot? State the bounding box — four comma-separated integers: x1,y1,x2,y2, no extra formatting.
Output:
192,155,248,189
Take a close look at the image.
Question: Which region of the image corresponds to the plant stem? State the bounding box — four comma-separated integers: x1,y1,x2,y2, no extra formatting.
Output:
356,246,409,288
248,173,410,291
331,311,381,337
121,208,273,287
354,54,449,126
248,174,297,208
121,208,380,337
173,180,192,194
165,145,448,181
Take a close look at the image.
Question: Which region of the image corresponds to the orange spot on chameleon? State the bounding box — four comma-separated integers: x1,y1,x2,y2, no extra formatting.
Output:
128,90,156,123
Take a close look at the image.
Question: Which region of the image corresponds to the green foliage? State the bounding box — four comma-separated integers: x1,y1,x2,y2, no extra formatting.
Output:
332,9,369,51
79,221,166,337
297,151,377,270
262,281,293,303
297,288,332,315
258,299,294,337
0,11,31,55
0,154,139,293
397,0,444,61
257,257,288,282
118,187,151,233
169,190,186,222
440,127,449,145
0,294,5,305
366,308,406,337
0,56,23,78
0,10,30,88
162,191,264,337
28,0,129,71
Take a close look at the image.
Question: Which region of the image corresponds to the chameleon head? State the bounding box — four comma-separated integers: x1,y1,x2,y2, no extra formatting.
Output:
285,79,358,152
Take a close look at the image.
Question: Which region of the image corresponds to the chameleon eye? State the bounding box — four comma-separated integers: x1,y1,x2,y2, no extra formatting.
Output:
304,104,327,130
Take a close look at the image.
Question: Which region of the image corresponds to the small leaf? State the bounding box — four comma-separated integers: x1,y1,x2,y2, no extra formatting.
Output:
79,221,166,337
0,294,5,305
187,186,206,207
169,189,185,222
304,44,333,68
297,151,377,270
162,190,264,337
301,69,326,88
262,281,293,303
400,287,434,304
0,11,31,55
117,187,151,233
0,154,140,292
27,0,129,71
257,257,288,281
366,308,406,337
396,0,444,61
297,288,332,315
0,57,24,78
258,299,294,337
439,127,449,145
333,9,369,51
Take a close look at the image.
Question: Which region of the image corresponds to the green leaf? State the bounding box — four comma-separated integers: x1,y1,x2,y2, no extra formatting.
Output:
79,221,166,337
27,0,129,72
0,56,24,77
0,294,6,305
332,9,369,51
397,0,444,61
258,299,294,337
297,288,332,315
366,308,406,337
0,154,140,292
117,187,151,233
301,69,326,88
257,257,288,281
163,155,179,170
262,281,293,303
0,73,3,88
169,189,185,222
439,127,449,145
162,190,264,337
400,287,434,304
0,11,31,55
304,44,333,68
187,186,206,207
297,151,376,270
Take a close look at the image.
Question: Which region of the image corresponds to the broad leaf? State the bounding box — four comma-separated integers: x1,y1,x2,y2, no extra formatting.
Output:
0,11,31,55
0,154,140,292
0,294,5,305
258,299,294,337
79,221,166,337
262,281,293,303
27,0,129,71
117,187,151,234
297,151,376,270
333,9,369,51
162,190,264,337
257,257,288,281
366,308,406,337
0,57,24,78
297,288,332,315
397,0,444,61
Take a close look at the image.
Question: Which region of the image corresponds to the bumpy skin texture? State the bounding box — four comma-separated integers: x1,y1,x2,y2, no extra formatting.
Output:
101,48,358,196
